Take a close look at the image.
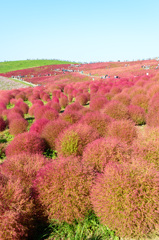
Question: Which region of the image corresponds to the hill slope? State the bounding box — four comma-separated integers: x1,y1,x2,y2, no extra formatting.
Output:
0,59,78,73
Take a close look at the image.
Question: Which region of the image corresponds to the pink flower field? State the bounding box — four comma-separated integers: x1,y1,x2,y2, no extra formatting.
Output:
0,59,159,239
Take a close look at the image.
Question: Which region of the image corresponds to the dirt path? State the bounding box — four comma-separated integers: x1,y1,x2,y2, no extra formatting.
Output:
0,76,31,90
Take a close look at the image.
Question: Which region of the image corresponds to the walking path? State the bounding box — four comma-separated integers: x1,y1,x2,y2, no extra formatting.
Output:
0,76,37,90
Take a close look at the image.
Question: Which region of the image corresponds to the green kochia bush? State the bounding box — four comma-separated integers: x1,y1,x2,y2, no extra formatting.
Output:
33,157,94,224
55,123,100,157
91,160,159,239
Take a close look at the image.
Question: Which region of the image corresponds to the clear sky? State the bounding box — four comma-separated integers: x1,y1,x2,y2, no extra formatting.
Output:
0,0,159,63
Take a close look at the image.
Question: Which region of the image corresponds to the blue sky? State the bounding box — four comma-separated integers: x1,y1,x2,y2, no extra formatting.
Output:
0,0,159,62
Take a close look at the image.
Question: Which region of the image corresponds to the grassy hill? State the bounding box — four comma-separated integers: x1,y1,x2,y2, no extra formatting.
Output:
0,59,78,73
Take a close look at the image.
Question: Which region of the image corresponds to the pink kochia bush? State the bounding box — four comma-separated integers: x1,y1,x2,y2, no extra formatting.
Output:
5,132,47,156
89,96,108,111
91,160,159,239
55,123,100,157
1,153,48,190
41,119,70,150
0,173,34,240
33,157,93,224
9,118,28,136
107,119,137,145
30,118,50,135
60,109,82,124
42,108,59,121
76,93,88,105
102,100,129,120
82,137,131,173
80,111,112,136
128,104,146,125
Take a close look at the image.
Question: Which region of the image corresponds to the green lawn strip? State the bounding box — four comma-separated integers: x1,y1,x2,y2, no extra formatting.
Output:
44,211,119,240
0,59,78,73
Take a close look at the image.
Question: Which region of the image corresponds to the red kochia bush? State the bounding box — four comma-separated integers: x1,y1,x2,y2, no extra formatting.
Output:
91,160,159,239
55,123,100,157
112,92,131,106
15,101,29,114
80,111,112,136
5,132,47,156
41,119,70,150
59,95,68,108
89,96,108,111
64,102,83,112
30,118,49,135
0,117,6,131
33,157,93,224
1,153,48,190
128,104,146,125
131,93,149,112
0,173,34,240
60,109,82,124
9,118,28,136
42,108,59,121
76,93,88,105
82,137,131,173
102,100,129,120
107,119,137,145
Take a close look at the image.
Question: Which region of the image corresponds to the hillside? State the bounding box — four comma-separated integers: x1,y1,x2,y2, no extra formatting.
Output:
0,59,78,74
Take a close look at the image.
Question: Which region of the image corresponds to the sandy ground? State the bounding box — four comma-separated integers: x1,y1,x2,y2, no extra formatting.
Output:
0,76,29,90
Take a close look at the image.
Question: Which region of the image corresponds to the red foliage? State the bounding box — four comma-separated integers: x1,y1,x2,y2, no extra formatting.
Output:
0,174,34,240
60,109,82,124
128,104,146,125
76,93,88,105
91,160,159,239
131,94,149,112
30,118,50,135
80,111,112,136
59,95,68,108
112,92,131,106
42,108,59,121
6,132,47,156
15,101,29,114
9,118,28,136
64,102,83,112
82,137,131,173
41,119,70,149
102,100,129,120
89,96,108,111
33,157,93,223
107,119,137,145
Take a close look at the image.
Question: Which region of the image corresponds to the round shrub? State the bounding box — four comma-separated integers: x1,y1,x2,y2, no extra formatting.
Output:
80,111,112,136
0,174,34,240
55,123,100,157
82,137,131,173
76,93,88,105
33,157,93,224
28,103,42,116
7,112,24,124
91,160,159,239
0,117,6,131
128,104,146,125
102,100,129,120
60,109,82,124
30,118,49,135
1,153,48,190
9,118,28,136
46,101,61,112
112,92,131,106
59,95,68,108
89,96,108,111
64,102,83,112
5,132,47,156
42,108,59,121
8,106,24,117
41,119,70,150
131,93,149,112
107,119,137,145
132,126,159,170
15,101,29,114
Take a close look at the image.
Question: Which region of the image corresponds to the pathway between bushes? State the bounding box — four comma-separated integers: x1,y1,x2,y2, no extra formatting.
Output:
0,76,36,90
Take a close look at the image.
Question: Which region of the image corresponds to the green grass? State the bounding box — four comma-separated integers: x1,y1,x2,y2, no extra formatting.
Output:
0,59,78,73
43,211,119,240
